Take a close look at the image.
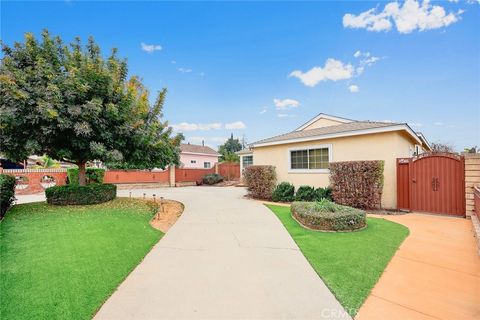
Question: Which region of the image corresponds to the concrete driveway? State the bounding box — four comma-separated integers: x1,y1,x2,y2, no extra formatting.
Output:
90,187,350,319
357,213,480,320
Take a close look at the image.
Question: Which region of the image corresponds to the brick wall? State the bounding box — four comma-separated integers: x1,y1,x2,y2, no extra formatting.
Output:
1,168,68,194
464,153,480,217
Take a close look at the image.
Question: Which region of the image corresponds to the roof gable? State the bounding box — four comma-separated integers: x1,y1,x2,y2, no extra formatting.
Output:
180,144,219,156
296,113,354,131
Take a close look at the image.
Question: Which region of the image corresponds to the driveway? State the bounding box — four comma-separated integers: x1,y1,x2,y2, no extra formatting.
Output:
357,213,480,320
90,187,350,319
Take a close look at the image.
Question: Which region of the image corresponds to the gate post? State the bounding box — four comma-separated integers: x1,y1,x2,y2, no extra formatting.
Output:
169,165,176,187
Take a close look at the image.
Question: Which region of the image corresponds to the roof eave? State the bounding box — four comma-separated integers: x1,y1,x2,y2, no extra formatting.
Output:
251,124,422,148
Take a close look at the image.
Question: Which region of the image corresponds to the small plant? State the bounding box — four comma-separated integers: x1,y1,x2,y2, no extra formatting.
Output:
315,187,333,201
202,173,224,185
272,182,295,202
295,185,316,201
243,165,277,200
291,199,366,231
45,184,116,205
0,174,16,217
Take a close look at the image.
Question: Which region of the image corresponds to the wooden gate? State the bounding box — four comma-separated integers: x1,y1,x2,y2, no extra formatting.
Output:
397,153,465,216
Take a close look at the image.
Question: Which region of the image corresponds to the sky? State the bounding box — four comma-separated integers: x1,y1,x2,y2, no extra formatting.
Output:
1,0,479,151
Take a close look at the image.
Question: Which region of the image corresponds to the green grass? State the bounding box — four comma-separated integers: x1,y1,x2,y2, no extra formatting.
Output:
0,198,163,320
267,205,409,316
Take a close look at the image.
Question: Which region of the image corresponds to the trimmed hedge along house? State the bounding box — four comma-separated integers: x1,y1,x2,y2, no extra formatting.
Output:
243,113,432,209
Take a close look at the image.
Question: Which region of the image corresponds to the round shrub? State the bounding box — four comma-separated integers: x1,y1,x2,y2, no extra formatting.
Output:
202,173,224,185
315,187,333,201
45,183,117,205
295,185,316,201
272,182,295,202
291,199,366,231
0,174,16,217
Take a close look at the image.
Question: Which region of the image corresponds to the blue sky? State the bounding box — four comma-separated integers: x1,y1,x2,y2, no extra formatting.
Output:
2,0,479,150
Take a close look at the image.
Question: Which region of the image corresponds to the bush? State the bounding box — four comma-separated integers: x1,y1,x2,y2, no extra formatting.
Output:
329,161,384,209
45,183,116,205
272,182,295,202
0,174,16,217
291,199,366,231
67,168,105,185
243,165,276,200
315,187,333,201
295,185,316,201
202,173,224,185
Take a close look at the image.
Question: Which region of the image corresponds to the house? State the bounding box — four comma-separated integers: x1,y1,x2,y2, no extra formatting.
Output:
180,143,220,169
240,113,432,209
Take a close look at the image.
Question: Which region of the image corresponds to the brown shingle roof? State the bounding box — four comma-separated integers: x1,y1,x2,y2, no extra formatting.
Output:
251,121,404,146
180,143,219,156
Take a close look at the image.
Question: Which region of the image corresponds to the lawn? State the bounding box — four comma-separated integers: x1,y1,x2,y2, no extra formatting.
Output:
266,204,409,316
0,198,163,320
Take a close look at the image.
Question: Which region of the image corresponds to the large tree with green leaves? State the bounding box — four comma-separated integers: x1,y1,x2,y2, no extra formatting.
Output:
0,30,182,185
218,133,242,162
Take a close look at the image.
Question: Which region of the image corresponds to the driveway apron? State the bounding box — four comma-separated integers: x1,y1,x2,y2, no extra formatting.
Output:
95,187,350,319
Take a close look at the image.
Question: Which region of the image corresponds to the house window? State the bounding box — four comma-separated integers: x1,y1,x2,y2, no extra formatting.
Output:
242,155,253,168
204,162,211,168
190,160,196,164
289,145,331,172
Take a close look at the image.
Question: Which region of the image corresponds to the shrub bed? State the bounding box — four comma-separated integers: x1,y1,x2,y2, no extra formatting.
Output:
202,173,224,185
272,182,295,202
46,183,116,205
243,165,276,200
329,161,384,209
291,199,366,231
295,185,316,201
67,168,105,185
0,174,16,217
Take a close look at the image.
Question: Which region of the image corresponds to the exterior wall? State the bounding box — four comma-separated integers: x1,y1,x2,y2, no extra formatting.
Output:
104,170,169,185
464,153,480,216
239,153,253,176
1,168,67,194
252,131,417,209
180,153,219,169
301,118,346,130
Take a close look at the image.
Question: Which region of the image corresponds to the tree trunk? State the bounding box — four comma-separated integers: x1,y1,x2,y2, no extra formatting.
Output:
78,162,87,186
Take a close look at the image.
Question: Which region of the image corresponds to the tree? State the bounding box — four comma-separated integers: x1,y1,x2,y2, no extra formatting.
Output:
431,141,455,153
218,133,242,162
0,30,182,185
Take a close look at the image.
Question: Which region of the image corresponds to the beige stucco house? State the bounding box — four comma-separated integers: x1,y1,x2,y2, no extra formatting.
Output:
239,113,431,209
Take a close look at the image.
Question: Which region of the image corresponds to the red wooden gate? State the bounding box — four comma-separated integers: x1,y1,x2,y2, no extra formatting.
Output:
397,153,465,216
217,162,240,181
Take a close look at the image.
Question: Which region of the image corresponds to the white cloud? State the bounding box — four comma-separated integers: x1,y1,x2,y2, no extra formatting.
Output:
273,98,300,110
289,58,355,87
348,85,360,93
353,50,361,58
434,121,444,126
141,42,162,53
260,107,267,114
171,60,176,64
343,0,462,34
353,51,382,75
278,114,297,118
171,122,222,131
225,121,246,130
178,67,192,73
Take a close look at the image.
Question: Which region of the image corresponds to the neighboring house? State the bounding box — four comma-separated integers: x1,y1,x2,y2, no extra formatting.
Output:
242,113,432,209
180,143,220,169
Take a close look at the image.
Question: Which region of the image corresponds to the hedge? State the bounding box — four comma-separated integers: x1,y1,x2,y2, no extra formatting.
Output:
295,185,316,201
329,160,384,209
203,173,224,185
243,165,276,200
291,199,366,231
272,182,295,202
67,168,105,185
0,174,16,217
45,183,116,205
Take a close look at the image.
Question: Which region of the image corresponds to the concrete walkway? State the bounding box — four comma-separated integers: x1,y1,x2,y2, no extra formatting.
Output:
91,187,350,319
357,213,480,320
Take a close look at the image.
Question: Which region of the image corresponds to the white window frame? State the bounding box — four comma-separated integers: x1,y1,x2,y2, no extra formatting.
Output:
204,162,211,168
190,160,196,164
287,144,332,174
